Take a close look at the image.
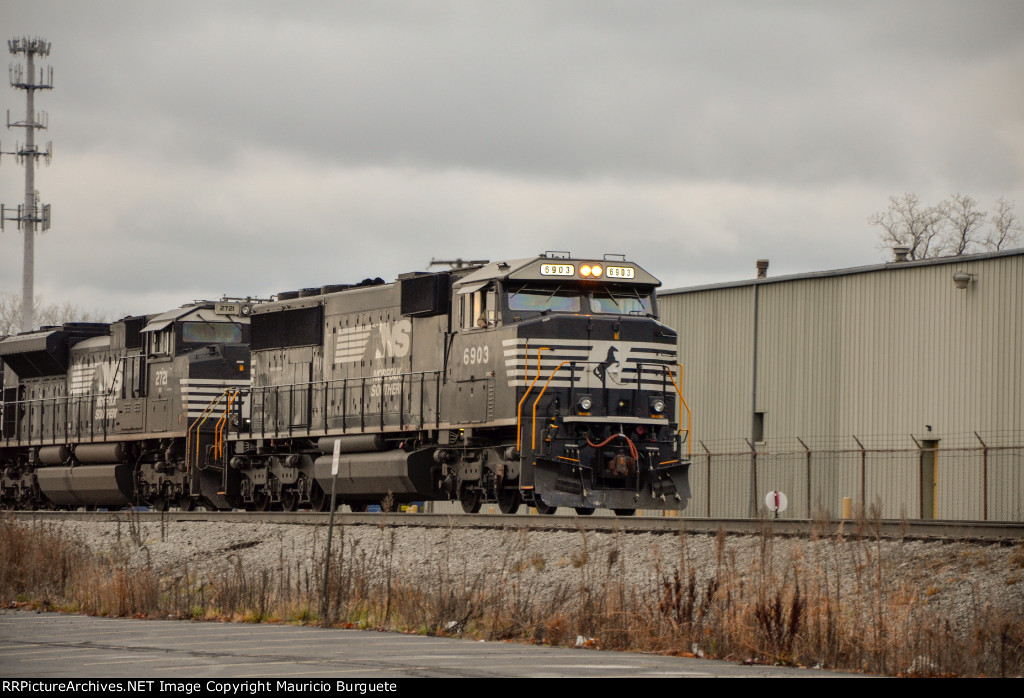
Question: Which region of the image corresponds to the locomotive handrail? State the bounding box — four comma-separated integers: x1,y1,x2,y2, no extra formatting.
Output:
241,370,442,393
212,389,238,460
515,346,549,453
186,388,235,474
1,392,117,446
525,359,691,456
530,360,571,450
666,363,691,456
237,370,443,439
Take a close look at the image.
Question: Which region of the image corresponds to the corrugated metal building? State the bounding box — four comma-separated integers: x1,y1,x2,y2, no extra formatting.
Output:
658,249,1024,521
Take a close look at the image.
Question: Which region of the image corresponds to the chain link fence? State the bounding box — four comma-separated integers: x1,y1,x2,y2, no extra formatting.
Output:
687,432,1024,521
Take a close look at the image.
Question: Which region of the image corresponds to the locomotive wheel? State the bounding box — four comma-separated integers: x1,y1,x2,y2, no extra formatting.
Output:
151,497,170,513
574,507,595,516
613,508,636,517
309,483,332,512
253,491,272,512
281,490,299,512
534,496,557,516
179,496,195,512
459,486,482,514
497,488,521,515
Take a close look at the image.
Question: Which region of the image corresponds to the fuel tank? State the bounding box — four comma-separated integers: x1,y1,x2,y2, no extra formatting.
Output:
35,464,134,507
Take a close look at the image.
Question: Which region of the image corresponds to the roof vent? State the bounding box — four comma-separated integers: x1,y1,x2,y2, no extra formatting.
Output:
756,259,769,279
893,245,910,262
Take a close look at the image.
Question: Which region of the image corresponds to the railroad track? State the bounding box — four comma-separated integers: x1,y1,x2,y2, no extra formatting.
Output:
9,510,1024,542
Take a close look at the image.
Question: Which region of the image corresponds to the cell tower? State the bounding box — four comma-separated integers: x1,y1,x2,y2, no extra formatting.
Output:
1,36,53,333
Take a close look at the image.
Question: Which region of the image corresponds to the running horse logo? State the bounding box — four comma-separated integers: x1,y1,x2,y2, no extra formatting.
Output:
592,345,620,384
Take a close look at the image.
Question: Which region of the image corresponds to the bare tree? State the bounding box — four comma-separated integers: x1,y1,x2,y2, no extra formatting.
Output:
871,193,1022,260
869,193,945,260
0,293,21,337
938,193,986,256
0,292,110,337
985,197,1023,251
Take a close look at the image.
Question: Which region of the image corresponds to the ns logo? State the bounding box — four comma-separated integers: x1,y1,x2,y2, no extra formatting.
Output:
375,319,411,359
588,341,625,386
334,319,412,365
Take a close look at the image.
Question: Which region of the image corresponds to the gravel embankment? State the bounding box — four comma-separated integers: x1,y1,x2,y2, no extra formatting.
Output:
46,517,1024,626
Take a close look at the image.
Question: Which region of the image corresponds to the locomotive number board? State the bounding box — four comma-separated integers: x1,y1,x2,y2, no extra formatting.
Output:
539,263,636,279
540,263,575,276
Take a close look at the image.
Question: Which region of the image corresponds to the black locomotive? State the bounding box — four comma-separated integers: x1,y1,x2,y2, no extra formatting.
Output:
228,253,691,515
0,253,692,515
0,300,253,510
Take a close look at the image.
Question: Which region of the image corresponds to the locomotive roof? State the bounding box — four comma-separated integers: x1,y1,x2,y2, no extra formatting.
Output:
0,323,110,377
452,255,661,290
141,303,248,333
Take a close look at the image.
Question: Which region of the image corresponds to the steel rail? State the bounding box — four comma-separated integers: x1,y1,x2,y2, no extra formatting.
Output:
11,510,1024,542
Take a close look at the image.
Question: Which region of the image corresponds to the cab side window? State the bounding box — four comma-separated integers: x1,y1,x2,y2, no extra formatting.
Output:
460,285,497,330
149,328,172,357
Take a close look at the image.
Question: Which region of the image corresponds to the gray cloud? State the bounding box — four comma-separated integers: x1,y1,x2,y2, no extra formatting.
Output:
0,1,1021,317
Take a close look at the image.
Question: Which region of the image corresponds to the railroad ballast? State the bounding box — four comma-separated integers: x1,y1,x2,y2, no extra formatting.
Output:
0,253,691,515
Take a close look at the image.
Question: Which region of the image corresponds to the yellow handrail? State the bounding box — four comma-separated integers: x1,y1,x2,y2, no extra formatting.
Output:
525,360,691,456
213,389,237,460
515,346,548,452
664,364,691,456
185,389,233,473
530,361,571,450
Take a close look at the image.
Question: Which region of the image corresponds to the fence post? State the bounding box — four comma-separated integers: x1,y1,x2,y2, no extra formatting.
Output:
700,440,711,518
745,438,757,518
909,434,923,519
973,432,989,521
797,437,811,519
852,435,866,514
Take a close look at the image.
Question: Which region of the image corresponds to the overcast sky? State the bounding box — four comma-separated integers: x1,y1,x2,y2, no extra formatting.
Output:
1,1,1022,319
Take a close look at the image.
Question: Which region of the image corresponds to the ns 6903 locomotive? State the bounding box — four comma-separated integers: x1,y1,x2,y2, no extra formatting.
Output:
227,253,691,515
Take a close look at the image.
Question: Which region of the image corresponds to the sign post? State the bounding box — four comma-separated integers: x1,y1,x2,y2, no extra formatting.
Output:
319,439,341,625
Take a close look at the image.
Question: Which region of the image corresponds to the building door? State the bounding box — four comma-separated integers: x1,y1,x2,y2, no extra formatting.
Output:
920,440,939,519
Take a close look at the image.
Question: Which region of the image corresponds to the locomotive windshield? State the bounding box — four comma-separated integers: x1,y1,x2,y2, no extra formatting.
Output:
589,287,654,315
505,283,654,317
181,321,244,345
507,285,581,313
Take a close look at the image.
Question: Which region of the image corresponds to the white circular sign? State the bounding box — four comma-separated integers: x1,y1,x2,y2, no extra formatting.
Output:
764,490,788,513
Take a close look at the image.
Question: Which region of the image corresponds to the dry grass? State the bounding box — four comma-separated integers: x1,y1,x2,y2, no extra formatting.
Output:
1,513,1022,677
